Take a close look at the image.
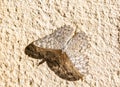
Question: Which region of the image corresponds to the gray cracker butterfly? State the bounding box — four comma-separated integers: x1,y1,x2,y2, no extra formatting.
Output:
25,25,89,81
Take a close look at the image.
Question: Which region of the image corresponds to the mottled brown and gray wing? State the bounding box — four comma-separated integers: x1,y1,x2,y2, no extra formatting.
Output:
25,25,75,59
25,25,89,81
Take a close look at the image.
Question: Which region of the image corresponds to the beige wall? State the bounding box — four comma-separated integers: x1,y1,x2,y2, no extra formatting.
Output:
0,0,120,87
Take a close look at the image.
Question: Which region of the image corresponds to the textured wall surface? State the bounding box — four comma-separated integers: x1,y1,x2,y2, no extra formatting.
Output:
0,0,120,87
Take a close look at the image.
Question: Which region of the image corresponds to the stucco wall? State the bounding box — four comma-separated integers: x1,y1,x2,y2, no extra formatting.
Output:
0,0,120,87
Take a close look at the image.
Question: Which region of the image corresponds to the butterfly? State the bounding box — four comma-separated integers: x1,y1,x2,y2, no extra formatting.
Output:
25,25,89,81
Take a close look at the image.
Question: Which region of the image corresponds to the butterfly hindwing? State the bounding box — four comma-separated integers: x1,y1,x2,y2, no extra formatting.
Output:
45,50,83,81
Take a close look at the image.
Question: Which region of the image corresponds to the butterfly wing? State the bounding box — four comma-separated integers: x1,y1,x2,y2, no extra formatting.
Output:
25,43,83,81
25,26,89,81
64,32,89,75
25,25,74,59
32,25,75,49
45,50,83,81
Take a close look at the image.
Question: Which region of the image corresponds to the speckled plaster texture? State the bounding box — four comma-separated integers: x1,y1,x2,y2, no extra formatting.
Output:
0,0,120,87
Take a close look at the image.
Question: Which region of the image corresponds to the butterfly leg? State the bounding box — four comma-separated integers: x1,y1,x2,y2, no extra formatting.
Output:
37,59,45,66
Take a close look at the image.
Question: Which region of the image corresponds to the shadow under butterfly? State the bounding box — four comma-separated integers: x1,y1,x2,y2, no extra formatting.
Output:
25,25,89,81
